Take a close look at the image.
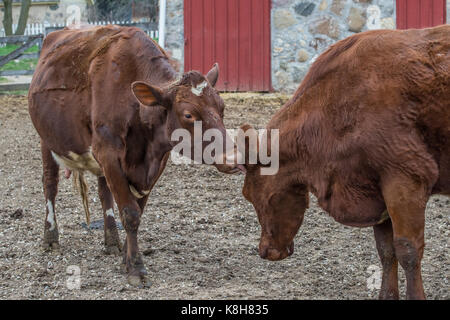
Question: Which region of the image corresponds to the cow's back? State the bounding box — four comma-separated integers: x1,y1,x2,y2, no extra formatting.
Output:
31,25,127,93
28,25,174,155
271,25,450,224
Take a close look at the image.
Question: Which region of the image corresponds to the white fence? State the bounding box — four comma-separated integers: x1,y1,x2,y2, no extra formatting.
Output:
0,23,45,36
0,21,159,39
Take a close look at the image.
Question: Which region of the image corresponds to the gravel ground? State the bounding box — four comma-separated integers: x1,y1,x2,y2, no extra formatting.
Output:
0,94,448,300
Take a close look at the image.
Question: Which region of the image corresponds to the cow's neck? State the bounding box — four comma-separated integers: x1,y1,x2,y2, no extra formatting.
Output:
267,95,324,185
269,93,353,210
126,64,178,189
144,116,173,188
123,106,173,191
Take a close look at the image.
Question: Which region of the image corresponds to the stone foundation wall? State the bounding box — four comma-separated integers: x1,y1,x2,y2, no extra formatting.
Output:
271,0,395,92
165,0,184,74
448,0,450,26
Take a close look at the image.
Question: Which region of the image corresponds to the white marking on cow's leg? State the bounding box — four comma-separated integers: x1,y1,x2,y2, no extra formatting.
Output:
191,81,208,96
106,208,114,217
129,185,150,199
47,200,56,231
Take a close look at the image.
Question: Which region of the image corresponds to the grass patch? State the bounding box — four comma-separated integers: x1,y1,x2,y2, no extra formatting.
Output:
0,44,39,56
0,44,39,72
0,89,28,96
0,58,37,71
0,77,9,83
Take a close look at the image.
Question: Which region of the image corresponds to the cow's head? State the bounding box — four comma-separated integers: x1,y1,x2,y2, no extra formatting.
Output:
240,124,309,261
131,63,243,174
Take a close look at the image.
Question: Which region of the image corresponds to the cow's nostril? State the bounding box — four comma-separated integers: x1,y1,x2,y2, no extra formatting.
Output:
286,242,294,256
259,246,268,259
287,242,294,256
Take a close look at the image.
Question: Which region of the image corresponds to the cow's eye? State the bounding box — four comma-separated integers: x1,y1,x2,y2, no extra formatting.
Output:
185,114,192,119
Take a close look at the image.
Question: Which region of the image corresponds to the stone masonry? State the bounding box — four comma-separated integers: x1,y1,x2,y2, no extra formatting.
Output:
165,0,185,73
271,0,395,91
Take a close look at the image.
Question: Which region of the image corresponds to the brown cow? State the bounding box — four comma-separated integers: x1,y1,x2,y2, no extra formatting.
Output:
28,25,241,286
240,25,449,299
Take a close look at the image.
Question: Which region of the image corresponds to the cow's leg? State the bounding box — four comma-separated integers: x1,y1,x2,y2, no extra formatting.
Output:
98,176,121,255
120,195,149,277
121,206,148,286
119,154,168,281
95,153,147,286
382,176,427,300
373,218,399,300
41,142,60,250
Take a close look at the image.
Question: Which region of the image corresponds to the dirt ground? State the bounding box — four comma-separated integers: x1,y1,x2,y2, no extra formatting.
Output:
0,94,448,300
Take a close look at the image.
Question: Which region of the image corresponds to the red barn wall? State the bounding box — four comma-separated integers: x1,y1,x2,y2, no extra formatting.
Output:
396,0,447,29
184,0,272,92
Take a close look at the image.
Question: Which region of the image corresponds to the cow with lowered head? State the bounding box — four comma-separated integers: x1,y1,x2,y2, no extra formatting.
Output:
28,25,241,286
240,25,449,299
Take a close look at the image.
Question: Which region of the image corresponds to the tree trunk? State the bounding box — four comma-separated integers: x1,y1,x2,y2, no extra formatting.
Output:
15,0,31,35
2,0,13,36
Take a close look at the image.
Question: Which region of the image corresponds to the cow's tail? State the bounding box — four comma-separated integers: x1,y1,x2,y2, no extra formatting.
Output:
72,171,90,226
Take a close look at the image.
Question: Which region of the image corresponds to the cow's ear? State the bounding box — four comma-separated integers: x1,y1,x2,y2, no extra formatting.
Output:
237,123,259,169
131,81,168,107
206,63,219,87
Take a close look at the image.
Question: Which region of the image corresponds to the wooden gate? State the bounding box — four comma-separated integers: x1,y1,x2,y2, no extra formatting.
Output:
184,0,272,92
397,0,447,29
0,35,43,91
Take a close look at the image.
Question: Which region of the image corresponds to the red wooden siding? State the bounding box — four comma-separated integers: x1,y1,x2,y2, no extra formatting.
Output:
184,0,272,92
397,0,447,29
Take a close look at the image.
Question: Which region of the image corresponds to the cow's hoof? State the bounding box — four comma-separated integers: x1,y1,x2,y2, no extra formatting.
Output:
379,291,400,300
104,244,121,256
127,274,151,288
127,274,142,286
43,228,59,249
120,262,147,275
141,277,152,288
120,262,127,274
42,241,60,251
122,264,148,276
125,262,149,287
42,228,59,251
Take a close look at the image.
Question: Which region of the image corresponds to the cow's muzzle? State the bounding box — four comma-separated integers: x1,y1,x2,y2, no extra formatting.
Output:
259,241,294,261
214,151,246,174
214,163,246,174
